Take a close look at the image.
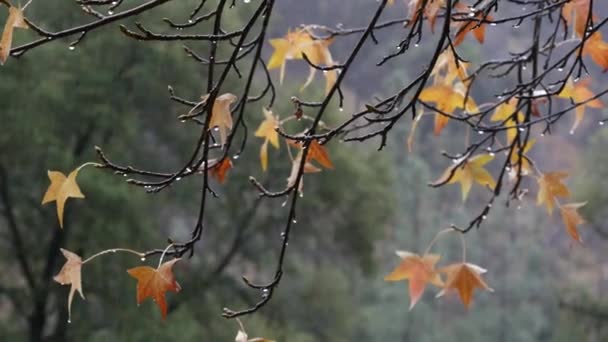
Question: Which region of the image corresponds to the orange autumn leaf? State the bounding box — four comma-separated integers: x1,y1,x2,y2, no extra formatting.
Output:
210,158,233,184
0,5,28,65
127,258,181,320
560,202,587,243
385,251,444,310
255,108,280,171
42,169,85,228
431,154,495,201
537,171,570,214
562,0,594,37
419,83,478,135
453,6,491,47
581,32,608,72
53,248,84,322
406,0,444,33
288,139,333,169
436,262,493,309
558,78,604,132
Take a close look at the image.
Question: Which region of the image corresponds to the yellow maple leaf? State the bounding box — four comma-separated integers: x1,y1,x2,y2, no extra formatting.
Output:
42,169,85,228
509,138,535,176
210,93,237,146
558,78,604,132
490,98,524,145
419,83,478,135
385,251,444,310
255,108,280,171
537,171,570,214
0,5,28,65
431,154,495,201
436,262,493,309
268,29,336,94
560,202,586,243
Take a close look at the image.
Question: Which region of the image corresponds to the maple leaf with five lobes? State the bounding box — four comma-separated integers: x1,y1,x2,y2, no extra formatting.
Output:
558,78,603,132
419,83,478,136
0,5,28,65
53,248,84,322
42,169,85,228
537,171,570,214
560,202,587,243
255,108,280,171
267,29,336,95
436,262,493,309
210,93,237,146
127,258,181,320
210,158,233,184
431,154,496,201
384,251,444,310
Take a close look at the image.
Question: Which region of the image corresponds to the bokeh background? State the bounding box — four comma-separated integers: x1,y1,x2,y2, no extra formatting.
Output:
1,1,607,341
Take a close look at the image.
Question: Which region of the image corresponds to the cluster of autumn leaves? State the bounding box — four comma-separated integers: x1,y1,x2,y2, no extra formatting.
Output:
384,231,493,310
17,0,603,327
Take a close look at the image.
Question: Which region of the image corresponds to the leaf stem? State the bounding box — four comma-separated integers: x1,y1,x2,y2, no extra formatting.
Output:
423,228,455,255
158,243,174,268
460,232,467,262
76,161,103,172
81,248,145,265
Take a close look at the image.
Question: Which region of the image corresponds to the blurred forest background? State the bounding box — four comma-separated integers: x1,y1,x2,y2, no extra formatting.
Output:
0,0,607,341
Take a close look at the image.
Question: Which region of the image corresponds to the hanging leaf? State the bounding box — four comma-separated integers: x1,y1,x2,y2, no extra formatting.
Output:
558,78,603,132
127,259,181,320
268,29,336,94
490,98,524,145
53,248,84,322
431,154,495,201
287,152,321,193
406,0,444,32
255,108,280,171
537,171,570,214
560,202,587,243
385,251,444,310
419,83,478,135
509,139,536,176
210,158,233,184
536,172,570,215
42,169,85,228
0,5,28,65
436,262,493,309
210,93,237,146
288,139,334,169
